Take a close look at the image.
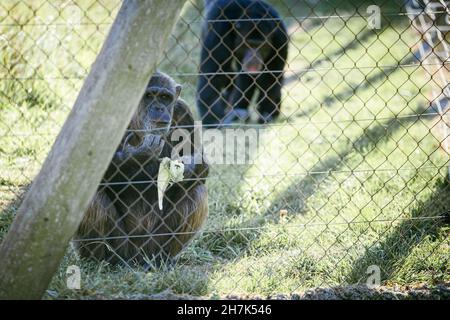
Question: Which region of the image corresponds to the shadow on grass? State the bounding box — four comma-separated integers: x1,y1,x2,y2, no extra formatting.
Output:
288,48,421,120
346,177,450,284
193,103,438,295
195,102,433,272
267,103,431,215
284,27,380,86
322,54,418,107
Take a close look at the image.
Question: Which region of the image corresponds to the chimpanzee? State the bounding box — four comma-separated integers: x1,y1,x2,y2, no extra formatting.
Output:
74,71,209,266
197,0,289,125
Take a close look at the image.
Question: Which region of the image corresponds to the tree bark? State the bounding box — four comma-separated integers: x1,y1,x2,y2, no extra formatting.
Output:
0,0,186,299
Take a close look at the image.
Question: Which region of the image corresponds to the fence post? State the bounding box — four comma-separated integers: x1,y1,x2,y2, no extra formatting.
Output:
0,0,186,299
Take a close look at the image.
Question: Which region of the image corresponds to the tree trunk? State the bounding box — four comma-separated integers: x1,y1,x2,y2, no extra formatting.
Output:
0,0,186,299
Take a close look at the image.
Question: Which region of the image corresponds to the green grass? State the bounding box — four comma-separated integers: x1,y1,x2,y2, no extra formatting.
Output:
0,0,449,299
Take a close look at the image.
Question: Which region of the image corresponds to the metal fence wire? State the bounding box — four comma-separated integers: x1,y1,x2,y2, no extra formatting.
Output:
0,0,449,298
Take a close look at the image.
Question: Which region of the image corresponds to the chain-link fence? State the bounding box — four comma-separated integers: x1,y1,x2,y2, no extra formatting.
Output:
0,0,449,299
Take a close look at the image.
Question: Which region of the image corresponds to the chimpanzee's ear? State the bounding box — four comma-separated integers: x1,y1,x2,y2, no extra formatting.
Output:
175,84,182,98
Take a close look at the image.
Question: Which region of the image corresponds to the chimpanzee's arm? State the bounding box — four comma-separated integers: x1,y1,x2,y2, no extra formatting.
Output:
103,141,162,183
197,5,233,125
168,95,209,181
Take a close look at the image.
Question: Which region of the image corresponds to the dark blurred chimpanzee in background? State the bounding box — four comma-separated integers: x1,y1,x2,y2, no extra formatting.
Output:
197,0,289,126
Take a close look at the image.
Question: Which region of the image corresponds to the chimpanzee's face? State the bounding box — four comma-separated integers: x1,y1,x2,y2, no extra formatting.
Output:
137,74,181,135
233,19,275,73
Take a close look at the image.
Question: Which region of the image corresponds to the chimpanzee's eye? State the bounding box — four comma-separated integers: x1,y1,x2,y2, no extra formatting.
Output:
161,94,171,100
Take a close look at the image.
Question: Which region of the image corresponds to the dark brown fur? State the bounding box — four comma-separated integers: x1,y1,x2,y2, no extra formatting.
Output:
74,73,209,266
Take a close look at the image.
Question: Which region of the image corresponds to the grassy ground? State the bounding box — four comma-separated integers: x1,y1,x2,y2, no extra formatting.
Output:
0,0,449,299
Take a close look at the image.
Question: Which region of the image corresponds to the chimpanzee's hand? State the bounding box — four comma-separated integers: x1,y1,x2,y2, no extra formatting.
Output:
122,134,165,159
142,134,165,158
